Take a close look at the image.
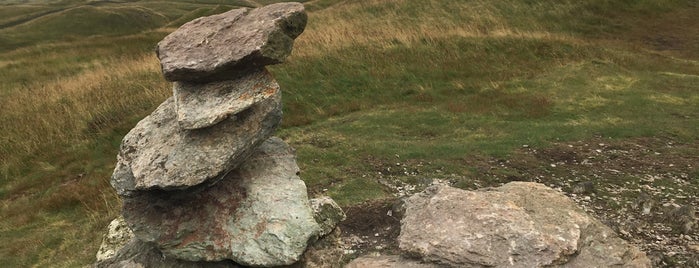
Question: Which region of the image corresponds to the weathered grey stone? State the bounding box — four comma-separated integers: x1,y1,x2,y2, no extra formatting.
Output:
310,196,346,238
345,255,439,268
157,2,307,82
399,182,651,267
110,88,281,195
290,227,345,268
94,238,239,268
96,216,135,262
173,68,279,130
122,137,320,266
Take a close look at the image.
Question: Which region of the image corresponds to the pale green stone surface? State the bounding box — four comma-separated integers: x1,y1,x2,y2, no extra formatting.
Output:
122,137,321,266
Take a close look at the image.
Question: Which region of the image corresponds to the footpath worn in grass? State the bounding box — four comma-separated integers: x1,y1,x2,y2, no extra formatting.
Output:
1,0,698,266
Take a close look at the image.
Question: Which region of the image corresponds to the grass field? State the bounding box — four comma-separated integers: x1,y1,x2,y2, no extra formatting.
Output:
1,0,698,266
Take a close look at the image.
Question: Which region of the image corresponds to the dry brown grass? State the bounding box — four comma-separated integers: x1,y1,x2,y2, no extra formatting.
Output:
0,0,588,172
292,0,579,59
0,53,169,172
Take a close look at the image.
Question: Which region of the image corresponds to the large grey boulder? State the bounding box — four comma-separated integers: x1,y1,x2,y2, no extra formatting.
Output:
157,2,307,82
121,137,321,266
173,68,279,130
399,182,651,267
110,88,281,195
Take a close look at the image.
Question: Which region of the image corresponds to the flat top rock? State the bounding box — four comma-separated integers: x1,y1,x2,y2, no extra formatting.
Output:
110,87,281,195
399,182,651,268
173,68,279,130
157,2,306,82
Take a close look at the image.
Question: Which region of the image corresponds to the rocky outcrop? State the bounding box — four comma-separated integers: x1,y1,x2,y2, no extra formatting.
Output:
101,3,344,267
397,182,651,267
157,2,307,82
122,137,320,266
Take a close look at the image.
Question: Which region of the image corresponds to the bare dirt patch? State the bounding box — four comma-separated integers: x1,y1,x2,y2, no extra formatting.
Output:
329,136,698,267
338,200,401,257
510,137,699,267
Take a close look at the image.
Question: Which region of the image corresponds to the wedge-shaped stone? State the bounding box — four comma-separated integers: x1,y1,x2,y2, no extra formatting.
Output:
110,88,281,195
174,68,279,130
122,137,321,266
157,2,306,82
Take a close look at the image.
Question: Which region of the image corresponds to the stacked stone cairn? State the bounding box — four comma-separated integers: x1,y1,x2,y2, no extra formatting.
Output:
96,3,345,267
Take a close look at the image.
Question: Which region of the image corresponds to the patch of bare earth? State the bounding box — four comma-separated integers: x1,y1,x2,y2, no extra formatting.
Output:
329,137,698,267
484,137,699,267
338,200,402,257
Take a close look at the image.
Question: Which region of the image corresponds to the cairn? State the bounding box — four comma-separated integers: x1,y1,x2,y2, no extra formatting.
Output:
96,3,344,267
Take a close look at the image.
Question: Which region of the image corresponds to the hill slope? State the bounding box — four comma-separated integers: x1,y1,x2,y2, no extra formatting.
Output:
0,0,698,266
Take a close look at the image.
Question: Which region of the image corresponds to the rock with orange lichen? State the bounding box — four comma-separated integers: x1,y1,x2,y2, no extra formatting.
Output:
121,137,321,267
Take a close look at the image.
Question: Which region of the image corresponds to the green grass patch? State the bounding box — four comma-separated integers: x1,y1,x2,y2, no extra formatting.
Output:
0,5,168,51
275,37,603,127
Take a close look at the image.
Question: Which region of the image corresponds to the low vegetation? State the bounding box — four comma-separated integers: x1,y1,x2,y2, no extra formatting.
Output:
0,0,697,266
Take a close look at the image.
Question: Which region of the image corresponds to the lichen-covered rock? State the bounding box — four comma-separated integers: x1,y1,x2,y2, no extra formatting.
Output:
110,88,281,195
122,137,320,266
94,238,239,268
291,227,345,268
310,196,346,238
96,216,135,262
157,2,307,82
399,182,651,267
173,68,279,130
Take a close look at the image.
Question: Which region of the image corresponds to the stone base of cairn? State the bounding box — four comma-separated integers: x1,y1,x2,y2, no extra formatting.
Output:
94,3,344,267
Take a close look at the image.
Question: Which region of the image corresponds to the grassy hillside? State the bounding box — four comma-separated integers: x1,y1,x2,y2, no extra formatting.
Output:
1,0,698,266
0,1,253,51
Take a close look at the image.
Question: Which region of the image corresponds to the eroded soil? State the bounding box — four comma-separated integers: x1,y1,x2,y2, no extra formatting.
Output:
327,137,698,267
